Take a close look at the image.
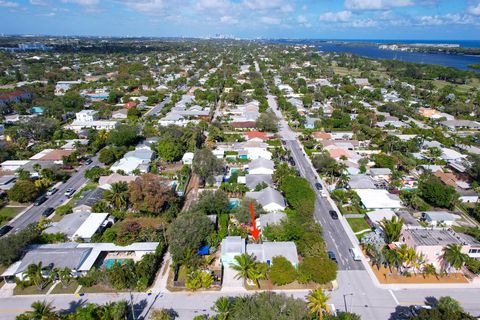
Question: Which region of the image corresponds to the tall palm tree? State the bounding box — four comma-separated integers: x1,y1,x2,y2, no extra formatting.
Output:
396,244,417,272
442,244,468,272
212,297,231,320
29,301,57,320
230,253,258,287
382,248,400,272
25,262,49,291
422,263,438,279
104,182,129,210
306,289,330,320
57,267,72,288
379,216,404,243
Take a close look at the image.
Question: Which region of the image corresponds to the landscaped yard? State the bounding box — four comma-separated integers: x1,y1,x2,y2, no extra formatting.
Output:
14,282,54,295
50,281,80,294
372,264,469,284
346,218,371,233
80,283,120,294
0,206,26,226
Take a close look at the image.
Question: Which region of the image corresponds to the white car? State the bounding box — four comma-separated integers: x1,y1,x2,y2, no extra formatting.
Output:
64,188,76,198
320,190,328,198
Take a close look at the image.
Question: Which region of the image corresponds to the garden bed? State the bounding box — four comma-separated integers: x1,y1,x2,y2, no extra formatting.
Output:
372,265,469,284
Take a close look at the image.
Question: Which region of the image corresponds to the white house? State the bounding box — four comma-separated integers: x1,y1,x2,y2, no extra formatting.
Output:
422,211,459,227
248,158,274,175
354,189,403,210
182,152,194,165
246,187,286,212
76,110,98,122
55,80,81,96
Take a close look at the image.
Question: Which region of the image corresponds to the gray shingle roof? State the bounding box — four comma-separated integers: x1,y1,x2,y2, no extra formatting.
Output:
246,187,285,208
245,174,273,190
17,247,92,273
247,241,299,266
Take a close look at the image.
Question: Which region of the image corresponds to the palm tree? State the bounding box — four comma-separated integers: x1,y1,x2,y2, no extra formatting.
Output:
396,244,417,272
425,147,442,164
230,253,258,287
306,289,330,320
382,248,400,272
422,263,438,279
442,244,468,272
29,301,57,320
212,297,231,320
104,182,129,210
25,262,49,291
379,216,404,243
57,267,72,288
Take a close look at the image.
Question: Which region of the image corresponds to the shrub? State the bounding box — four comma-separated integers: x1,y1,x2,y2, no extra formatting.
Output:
269,256,297,286
298,256,337,284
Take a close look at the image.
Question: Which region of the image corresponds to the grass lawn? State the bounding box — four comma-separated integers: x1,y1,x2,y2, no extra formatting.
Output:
80,283,120,294
50,281,79,294
0,206,26,226
14,282,54,295
346,218,371,233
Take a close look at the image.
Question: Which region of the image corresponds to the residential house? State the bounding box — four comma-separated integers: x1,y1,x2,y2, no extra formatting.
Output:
257,211,287,229
247,242,299,267
248,158,274,175
182,152,194,165
421,211,459,227
441,120,480,131
0,90,32,107
72,188,104,213
111,109,128,119
98,173,138,190
246,187,286,212
370,168,392,181
67,110,119,133
365,209,396,227
244,174,273,191
354,189,403,210
110,148,154,174
55,81,81,96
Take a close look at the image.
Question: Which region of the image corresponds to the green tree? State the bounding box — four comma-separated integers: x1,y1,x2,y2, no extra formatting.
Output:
231,253,263,287
22,301,57,320
269,256,297,286
104,182,129,210
298,256,337,284
192,148,223,185
107,124,139,147
8,180,38,203
256,111,279,132
379,216,404,243
25,262,49,291
157,139,184,162
307,289,330,320
193,190,229,215
418,174,458,209
442,244,468,272
99,147,117,165
212,297,231,320
233,199,264,224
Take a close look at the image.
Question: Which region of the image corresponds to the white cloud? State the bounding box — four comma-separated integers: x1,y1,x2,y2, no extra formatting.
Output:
297,15,308,23
62,0,98,5
121,0,168,13
345,0,413,10
416,13,479,25
0,0,19,7
195,0,233,12
30,0,48,5
351,18,377,27
468,3,480,15
243,0,291,11
260,16,281,25
220,15,239,24
319,10,352,22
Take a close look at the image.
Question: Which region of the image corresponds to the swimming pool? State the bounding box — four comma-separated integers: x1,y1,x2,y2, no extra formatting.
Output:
103,258,129,269
228,199,240,211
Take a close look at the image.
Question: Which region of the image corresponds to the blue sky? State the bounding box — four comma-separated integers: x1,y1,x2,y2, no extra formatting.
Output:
1,0,480,39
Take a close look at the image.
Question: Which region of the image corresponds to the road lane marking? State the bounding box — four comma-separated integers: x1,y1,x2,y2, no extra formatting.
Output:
389,290,400,305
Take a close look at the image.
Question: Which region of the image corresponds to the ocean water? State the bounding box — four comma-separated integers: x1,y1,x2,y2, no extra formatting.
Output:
272,39,480,71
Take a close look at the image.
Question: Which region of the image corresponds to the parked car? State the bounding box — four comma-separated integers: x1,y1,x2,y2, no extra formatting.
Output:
295,170,301,176
34,195,47,206
327,251,338,263
349,247,362,261
329,210,338,220
84,158,92,165
409,305,432,317
0,225,13,237
315,182,323,190
41,207,55,217
46,187,58,196
64,188,76,198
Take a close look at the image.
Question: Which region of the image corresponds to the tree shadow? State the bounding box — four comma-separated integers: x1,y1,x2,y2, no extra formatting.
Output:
389,305,413,320
424,296,438,308
60,298,88,314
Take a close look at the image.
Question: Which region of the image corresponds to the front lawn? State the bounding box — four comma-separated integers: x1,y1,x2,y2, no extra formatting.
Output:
0,206,25,226
14,282,54,295
346,218,371,233
50,281,79,294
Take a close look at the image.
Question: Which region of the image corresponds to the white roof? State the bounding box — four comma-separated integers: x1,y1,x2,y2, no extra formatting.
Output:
441,148,466,161
365,209,395,224
355,189,402,209
73,213,109,240
1,160,30,166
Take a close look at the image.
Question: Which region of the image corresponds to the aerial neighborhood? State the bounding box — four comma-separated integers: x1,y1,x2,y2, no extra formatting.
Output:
0,37,479,320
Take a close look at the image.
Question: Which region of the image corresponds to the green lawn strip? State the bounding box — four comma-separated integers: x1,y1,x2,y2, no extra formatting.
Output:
346,218,371,233
79,283,122,294
50,281,79,294
0,206,26,226
13,282,54,295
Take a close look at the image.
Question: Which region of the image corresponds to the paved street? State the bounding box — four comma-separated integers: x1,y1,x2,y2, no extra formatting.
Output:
143,95,171,117
8,156,101,233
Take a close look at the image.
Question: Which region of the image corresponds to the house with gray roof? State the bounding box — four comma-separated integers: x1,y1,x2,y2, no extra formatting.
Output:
421,211,459,226
441,120,480,131
348,174,377,189
73,188,104,213
245,174,273,191
248,158,274,175
44,211,91,239
257,211,287,229
247,242,299,267
246,187,286,212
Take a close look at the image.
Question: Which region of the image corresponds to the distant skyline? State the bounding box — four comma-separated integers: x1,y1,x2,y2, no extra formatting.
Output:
1,0,480,40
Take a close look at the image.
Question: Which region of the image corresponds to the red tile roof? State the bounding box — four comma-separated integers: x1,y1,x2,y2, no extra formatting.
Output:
244,131,269,141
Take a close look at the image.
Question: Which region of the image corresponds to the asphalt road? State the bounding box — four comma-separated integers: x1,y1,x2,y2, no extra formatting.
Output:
267,94,362,271
143,95,171,117
8,156,101,233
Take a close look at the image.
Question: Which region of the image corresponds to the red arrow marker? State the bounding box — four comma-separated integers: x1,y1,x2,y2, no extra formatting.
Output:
250,201,260,241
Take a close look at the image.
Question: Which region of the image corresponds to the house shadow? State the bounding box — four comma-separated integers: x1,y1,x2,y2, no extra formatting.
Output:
388,296,439,320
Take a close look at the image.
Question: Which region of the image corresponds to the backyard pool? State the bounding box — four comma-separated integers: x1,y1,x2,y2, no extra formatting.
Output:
103,258,130,269
228,199,240,211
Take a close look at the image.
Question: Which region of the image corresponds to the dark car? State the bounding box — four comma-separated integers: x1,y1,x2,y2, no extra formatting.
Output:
42,207,55,217
315,182,323,190
327,251,337,263
84,158,93,165
0,225,13,237
34,195,47,206
329,210,339,220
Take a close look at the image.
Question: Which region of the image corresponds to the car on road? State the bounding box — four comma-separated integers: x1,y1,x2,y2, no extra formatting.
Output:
349,247,362,261
41,207,55,217
327,251,337,263
64,188,76,198
34,195,47,206
329,210,338,220
84,158,92,165
281,140,286,145
315,182,323,190
46,187,58,196
409,305,432,317
0,225,13,237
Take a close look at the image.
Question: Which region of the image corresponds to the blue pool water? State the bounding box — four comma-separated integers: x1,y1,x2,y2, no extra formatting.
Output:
228,199,240,211
103,258,128,269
